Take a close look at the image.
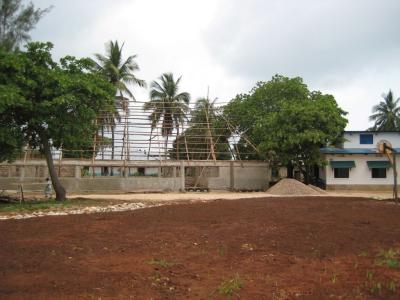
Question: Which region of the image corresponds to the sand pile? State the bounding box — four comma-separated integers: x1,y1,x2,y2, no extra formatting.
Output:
307,184,327,194
267,178,326,196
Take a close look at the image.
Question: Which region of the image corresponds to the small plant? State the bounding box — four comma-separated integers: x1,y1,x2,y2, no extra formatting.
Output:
312,249,322,258
375,249,399,269
218,245,226,257
387,280,397,292
217,273,243,297
148,258,173,268
359,250,369,257
366,270,374,281
331,273,338,284
369,281,382,295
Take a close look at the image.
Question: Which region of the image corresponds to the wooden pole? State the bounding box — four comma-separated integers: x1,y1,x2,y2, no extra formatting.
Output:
92,119,97,178
148,127,153,160
19,184,24,204
384,143,398,204
393,152,398,203
193,135,221,189
204,103,217,163
218,112,260,155
184,135,190,163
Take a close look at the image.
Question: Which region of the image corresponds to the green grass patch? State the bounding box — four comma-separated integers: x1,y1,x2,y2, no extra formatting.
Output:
147,258,174,268
217,273,243,297
0,198,101,213
375,249,399,269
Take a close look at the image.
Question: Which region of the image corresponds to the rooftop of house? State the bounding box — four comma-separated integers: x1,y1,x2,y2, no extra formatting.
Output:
321,147,400,154
344,131,400,134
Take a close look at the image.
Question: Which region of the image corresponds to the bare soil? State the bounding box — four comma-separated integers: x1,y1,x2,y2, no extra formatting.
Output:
1,196,400,299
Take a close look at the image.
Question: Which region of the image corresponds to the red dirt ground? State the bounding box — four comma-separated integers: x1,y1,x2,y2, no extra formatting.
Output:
1,197,400,299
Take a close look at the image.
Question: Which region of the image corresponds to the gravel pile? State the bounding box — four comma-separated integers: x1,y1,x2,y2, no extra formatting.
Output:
0,202,156,220
308,184,327,194
267,178,325,196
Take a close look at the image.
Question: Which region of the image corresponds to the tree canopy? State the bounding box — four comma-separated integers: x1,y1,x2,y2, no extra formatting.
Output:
0,0,51,51
0,42,115,200
224,75,347,181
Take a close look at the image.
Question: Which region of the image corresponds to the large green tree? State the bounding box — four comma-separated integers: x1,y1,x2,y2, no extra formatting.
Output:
0,0,51,51
0,42,115,200
143,73,190,158
369,90,400,131
224,75,347,181
224,75,310,159
92,40,146,160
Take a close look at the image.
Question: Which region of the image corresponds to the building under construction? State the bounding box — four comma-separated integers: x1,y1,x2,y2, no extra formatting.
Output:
0,100,271,194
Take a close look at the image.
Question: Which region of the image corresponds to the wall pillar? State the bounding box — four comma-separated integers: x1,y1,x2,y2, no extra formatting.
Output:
20,166,25,181
75,166,81,178
230,161,235,191
180,161,185,192
172,166,177,178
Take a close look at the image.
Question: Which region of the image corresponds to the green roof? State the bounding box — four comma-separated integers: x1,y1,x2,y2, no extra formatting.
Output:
367,161,391,169
329,161,356,168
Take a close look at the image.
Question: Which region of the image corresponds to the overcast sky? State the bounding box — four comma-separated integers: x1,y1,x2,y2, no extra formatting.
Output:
29,0,400,130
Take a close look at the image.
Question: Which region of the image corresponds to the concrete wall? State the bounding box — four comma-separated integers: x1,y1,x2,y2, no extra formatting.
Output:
344,132,400,148
0,160,270,194
232,164,270,190
325,154,396,190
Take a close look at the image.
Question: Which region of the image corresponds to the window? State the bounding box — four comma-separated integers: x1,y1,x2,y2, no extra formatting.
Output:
360,134,373,144
334,168,349,178
372,168,386,178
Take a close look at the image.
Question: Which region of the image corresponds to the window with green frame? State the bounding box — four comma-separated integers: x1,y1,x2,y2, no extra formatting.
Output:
334,168,349,178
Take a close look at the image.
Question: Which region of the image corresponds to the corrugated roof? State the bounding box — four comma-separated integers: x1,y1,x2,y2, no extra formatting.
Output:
321,147,400,154
344,131,400,134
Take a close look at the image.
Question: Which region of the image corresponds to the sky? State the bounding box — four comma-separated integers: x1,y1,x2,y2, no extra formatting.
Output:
29,0,400,130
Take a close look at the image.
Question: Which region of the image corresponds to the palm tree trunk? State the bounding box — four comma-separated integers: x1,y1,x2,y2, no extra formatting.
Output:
41,133,66,201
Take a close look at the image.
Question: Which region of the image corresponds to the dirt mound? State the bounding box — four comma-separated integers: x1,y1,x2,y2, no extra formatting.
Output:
267,178,324,195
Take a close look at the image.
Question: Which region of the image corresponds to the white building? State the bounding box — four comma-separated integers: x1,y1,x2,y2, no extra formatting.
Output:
320,131,400,191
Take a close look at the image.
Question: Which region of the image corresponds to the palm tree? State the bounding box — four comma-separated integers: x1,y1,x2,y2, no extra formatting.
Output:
369,90,400,131
92,40,146,160
143,73,190,159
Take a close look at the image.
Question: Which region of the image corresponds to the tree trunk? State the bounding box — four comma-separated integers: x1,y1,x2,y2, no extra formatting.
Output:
303,167,310,184
287,163,294,178
41,135,66,201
